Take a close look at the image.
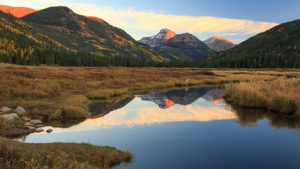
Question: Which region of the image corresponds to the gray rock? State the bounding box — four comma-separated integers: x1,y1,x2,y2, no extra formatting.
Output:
22,116,31,122
46,129,53,133
36,124,44,128
35,129,44,133
30,119,42,124
0,113,18,121
15,106,26,115
26,126,36,130
0,107,11,113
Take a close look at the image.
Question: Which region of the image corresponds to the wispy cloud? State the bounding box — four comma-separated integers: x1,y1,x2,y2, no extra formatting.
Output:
0,0,278,43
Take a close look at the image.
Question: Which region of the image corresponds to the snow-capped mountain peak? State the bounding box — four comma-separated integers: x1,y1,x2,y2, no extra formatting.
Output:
139,29,176,47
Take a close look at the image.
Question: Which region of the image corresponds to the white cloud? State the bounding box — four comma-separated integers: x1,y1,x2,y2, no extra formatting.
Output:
0,0,278,42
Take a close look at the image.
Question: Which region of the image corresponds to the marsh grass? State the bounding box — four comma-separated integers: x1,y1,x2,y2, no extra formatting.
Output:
224,78,300,116
0,137,133,169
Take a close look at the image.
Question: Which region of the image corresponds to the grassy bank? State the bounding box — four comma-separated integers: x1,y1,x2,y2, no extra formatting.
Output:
0,137,132,169
224,78,300,116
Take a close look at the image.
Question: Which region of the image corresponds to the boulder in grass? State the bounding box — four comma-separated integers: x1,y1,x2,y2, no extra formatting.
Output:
22,116,31,122
30,119,42,125
15,106,26,115
0,107,11,113
0,113,18,121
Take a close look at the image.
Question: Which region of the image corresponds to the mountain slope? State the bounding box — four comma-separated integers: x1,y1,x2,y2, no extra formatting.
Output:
0,4,36,17
156,33,216,61
22,6,166,62
0,10,69,64
140,29,215,61
204,36,235,52
210,20,300,68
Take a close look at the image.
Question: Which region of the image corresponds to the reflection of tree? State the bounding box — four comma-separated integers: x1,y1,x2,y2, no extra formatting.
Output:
231,105,300,129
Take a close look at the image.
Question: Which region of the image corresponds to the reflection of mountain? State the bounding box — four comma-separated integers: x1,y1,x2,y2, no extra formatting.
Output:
140,87,224,109
202,88,224,102
89,97,134,119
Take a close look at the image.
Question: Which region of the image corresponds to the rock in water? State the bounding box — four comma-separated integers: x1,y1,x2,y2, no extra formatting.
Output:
46,129,53,133
15,106,26,115
0,113,18,121
0,107,11,113
35,129,44,133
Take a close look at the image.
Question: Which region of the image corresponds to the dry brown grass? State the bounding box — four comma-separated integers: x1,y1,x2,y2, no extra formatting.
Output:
224,78,300,115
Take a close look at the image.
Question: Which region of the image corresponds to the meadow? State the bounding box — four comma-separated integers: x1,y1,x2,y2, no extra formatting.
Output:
0,63,300,169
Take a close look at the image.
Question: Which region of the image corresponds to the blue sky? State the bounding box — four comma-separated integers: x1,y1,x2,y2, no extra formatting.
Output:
1,0,299,43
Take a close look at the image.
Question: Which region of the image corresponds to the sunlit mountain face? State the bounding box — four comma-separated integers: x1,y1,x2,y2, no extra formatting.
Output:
0,4,36,17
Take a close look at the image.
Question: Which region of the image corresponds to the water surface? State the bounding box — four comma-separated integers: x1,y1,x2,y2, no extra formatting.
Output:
21,87,300,169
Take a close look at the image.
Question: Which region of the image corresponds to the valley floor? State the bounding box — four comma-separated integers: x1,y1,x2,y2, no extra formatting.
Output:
0,63,299,168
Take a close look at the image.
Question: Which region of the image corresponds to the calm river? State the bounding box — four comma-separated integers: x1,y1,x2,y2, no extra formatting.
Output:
21,87,300,169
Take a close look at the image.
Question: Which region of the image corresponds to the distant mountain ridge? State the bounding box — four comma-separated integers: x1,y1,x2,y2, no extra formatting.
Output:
204,36,235,52
140,29,216,61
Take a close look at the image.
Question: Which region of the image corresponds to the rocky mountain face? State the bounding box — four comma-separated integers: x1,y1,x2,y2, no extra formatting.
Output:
139,29,176,47
0,4,36,17
204,36,235,52
140,30,216,61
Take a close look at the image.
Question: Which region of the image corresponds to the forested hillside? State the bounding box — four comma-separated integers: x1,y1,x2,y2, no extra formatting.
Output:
206,20,300,68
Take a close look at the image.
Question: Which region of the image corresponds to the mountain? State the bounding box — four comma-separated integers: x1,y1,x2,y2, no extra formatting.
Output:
139,29,176,47
204,36,235,52
0,10,72,65
210,20,300,68
0,4,36,17
0,5,170,66
22,6,166,62
140,29,216,61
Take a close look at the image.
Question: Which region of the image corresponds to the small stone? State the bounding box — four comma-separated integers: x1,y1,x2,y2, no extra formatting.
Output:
46,129,53,133
24,122,33,126
36,124,44,128
29,119,42,124
22,116,31,122
35,129,44,133
26,126,36,130
0,113,18,121
15,106,26,115
0,107,11,113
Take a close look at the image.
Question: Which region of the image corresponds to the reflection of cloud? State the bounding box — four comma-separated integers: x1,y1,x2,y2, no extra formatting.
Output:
40,98,236,134
0,0,278,41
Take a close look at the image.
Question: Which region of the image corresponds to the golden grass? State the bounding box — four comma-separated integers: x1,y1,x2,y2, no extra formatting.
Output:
0,137,132,169
224,78,300,115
